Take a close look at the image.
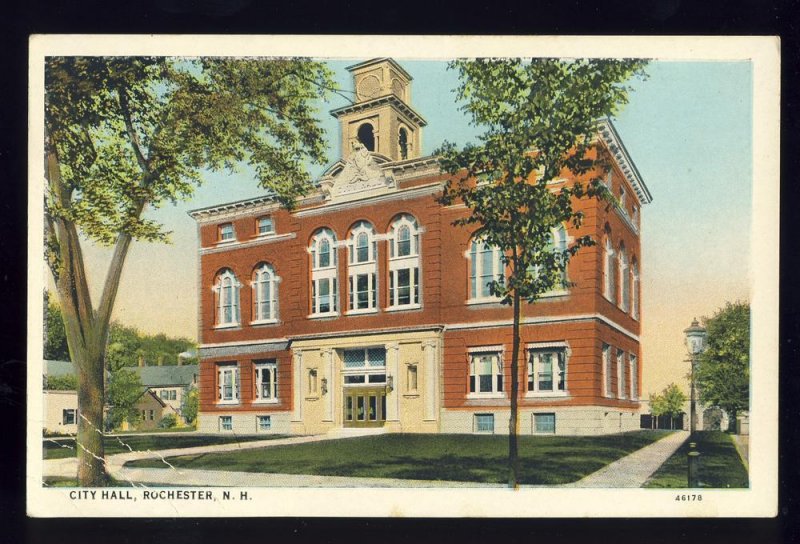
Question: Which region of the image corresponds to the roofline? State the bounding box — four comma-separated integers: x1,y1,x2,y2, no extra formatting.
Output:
344,58,413,81
188,194,278,220
597,118,653,205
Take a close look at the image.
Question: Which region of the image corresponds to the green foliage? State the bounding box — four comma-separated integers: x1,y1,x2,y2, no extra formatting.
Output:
45,57,335,247
44,374,78,391
696,301,750,420
436,58,648,305
106,367,143,431
158,413,178,429
182,387,199,425
44,291,70,361
106,321,195,370
650,383,687,419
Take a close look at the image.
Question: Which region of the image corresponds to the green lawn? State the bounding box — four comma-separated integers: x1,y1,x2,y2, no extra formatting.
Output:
644,431,749,488
43,433,287,460
126,431,670,485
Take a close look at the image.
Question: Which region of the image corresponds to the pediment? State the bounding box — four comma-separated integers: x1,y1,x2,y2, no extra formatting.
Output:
318,145,396,203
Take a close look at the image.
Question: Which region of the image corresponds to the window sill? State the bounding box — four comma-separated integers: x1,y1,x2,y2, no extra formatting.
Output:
384,304,421,313
250,319,279,326
346,308,378,316
467,393,506,400
525,392,569,399
213,323,240,330
252,399,279,405
308,312,340,320
216,239,236,246
217,400,240,406
403,393,420,398
466,298,504,306
539,290,569,299
253,232,276,239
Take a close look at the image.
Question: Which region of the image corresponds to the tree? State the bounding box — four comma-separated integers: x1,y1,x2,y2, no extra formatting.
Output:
650,383,688,430
437,58,647,488
44,291,70,361
182,387,199,426
44,374,78,391
45,57,335,485
695,301,750,432
105,367,143,431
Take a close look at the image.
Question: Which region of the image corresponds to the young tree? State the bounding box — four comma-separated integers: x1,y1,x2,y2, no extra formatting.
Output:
649,383,687,430
105,367,144,431
437,58,647,488
45,57,335,485
182,387,199,426
695,301,750,432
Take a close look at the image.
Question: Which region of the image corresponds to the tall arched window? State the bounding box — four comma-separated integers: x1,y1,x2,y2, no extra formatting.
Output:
618,244,629,311
214,268,240,327
469,235,504,301
388,214,420,308
552,224,569,288
357,123,375,151
348,221,377,312
252,263,278,323
398,127,409,160
631,259,640,320
603,235,616,302
310,228,338,316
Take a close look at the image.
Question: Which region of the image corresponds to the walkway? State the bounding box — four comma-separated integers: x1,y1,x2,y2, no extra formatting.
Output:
564,430,689,488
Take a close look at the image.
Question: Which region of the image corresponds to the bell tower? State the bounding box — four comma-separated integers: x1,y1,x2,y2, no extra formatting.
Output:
331,58,427,162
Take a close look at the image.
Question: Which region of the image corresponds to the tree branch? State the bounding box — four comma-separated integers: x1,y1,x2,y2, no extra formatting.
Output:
117,87,150,176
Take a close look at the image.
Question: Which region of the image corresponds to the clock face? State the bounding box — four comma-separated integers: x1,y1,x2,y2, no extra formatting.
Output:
357,75,381,100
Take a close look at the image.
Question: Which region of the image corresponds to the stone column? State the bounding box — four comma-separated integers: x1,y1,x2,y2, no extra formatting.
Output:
322,348,334,422
422,340,437,421
386,342,400,421
292,351,303,422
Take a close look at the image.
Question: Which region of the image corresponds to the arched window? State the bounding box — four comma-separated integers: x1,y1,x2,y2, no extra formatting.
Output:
252,263,278,323
469,235,504,301
603,235,616,302
214,269,240,327
551,224,569,288
631,259,639,320
398,127,409,160
388,214,421,308
357,123,375,151
310,228,338,316
618,244,629,311
348,221,377,312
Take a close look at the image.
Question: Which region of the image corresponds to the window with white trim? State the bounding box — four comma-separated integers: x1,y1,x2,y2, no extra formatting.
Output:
252,263,278,323
219,416,233,431
533,413,556,434
474,413,495,433
218,223,235,242
310,228,338,316
631,261,640,320
257,415,272,431
214,269,240,327
388,214,421,308
629,354,638,400
347,221,377,311
603,343,613,398
159,389,177,401
530,225,569,292
254,359,278,402
469,351,504,396
527,348,567,395
62,409,76,425
468,236,504,301
618,245,629,311
619,185,627,212
217,363,240,403
257,216,274,236
342,348,387,385
603,236,615,302
617,349,627,399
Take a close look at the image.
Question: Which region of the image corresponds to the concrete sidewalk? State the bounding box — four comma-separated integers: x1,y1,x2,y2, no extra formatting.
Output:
564,430,689,488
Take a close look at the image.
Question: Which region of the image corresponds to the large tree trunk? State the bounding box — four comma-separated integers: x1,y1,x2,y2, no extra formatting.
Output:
508,286,522,489
75,345,108,486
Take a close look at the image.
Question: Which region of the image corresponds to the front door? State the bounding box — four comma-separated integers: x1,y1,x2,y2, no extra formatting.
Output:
343,387,386,427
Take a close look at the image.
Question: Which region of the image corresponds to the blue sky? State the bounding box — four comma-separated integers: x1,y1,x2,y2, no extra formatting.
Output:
74,59,753,395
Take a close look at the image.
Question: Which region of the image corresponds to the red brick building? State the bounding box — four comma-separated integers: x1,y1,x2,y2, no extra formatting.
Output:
189,58,652,436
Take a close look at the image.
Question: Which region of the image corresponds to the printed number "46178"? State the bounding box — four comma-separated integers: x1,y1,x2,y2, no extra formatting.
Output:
675,494,702,501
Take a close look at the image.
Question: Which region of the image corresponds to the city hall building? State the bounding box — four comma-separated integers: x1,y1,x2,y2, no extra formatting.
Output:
189,59,652,436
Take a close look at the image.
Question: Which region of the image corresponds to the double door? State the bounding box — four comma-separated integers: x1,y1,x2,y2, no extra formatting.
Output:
343,387,386,427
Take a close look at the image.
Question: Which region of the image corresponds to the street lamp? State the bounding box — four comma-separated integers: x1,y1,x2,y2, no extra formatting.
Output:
684,318,707,436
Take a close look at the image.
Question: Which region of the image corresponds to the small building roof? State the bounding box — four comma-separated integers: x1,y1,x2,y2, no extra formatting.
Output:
44,360,75,377
43,360,197,388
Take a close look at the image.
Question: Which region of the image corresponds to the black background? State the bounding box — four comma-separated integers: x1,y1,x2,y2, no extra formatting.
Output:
2,0,798,542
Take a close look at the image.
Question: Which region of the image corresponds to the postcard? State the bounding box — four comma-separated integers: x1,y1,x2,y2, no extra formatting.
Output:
27,35,779,517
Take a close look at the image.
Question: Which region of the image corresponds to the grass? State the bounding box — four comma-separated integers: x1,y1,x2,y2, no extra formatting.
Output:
43,433,288,460
43,476,136,487
126,431,670,485
644,431,749,488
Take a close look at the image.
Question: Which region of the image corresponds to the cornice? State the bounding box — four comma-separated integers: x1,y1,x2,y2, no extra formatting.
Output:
597,119,653,206
330,95,428,127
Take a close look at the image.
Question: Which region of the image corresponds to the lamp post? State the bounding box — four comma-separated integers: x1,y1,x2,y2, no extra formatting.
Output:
683,318,707,436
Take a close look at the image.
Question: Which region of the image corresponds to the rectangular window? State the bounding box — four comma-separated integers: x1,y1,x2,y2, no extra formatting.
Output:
257,415,272,431
257,216,274,235
629,354,638,400
617,350,627,399
149,410,154,421
62,409,76,425
219,416,233,431
469,352,503,395
603,344,613,398
254,359,278,401
474,413,495,433
160,389,177,401
389,267,420,307
217,364,240,403
527,349,567,394
308,369,318,395
141,409,146,421
534,413,556,434
349,273,377,310
218,223,235,242
407,364,418,392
